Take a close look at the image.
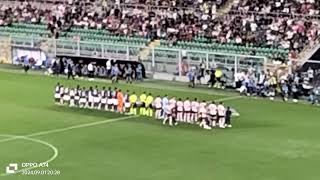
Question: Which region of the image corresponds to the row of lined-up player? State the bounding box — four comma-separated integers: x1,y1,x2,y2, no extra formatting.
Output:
54,83,233,130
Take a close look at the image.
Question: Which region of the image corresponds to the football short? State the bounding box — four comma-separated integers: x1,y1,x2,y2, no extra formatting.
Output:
184,109,191,113
107,99,113,105
79,98,87,104
210,114,217,120
124,102,131,108
63,95,70,101
94,97,100,103
101,98,107,104
54,93,60,99
177,108,183,112
112,99,118,105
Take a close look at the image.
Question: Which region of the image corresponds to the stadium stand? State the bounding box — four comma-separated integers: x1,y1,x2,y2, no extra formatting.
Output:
0,0,319,61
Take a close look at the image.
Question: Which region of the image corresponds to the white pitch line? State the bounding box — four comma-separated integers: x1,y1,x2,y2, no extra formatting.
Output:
0,134,59,176
0,115,136,176
25,115,137,138
215,96,242,102
0,115,137,143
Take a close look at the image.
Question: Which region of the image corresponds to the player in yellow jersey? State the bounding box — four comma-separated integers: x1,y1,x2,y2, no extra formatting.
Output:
129,92,138,115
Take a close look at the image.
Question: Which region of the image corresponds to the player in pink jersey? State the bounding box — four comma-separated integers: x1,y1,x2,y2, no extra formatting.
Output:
169,97,176,107
153,95,162,119
176,98,184,122
217,102,226,128
191,98,199,123
169,97,178,125
163,103,177,126
199,100,207,109
183,97,191,123
207,101,218,127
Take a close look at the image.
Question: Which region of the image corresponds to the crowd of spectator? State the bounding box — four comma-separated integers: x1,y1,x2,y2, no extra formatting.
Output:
0,0,319,60
110,0,228,9
232,0,319,16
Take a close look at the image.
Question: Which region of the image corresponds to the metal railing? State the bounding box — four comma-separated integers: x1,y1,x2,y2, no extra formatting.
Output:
1,33,268,76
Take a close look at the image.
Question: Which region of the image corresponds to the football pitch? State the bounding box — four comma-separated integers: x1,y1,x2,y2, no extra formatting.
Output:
0,67,320,180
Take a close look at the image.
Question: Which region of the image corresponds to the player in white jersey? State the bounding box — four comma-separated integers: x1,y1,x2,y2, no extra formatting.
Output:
163,103,174,126
191,98,199,123
79,87,87,108
199,104,211,129
62,87,70,105
100,87,107,110
54,83,61,104
217,102,226,128
106,87,113,110
183,98,191,123
153,95,162,119
124,96,131,114
93,86,100,109
74,85,81,107
59,85,64,104
207,101,217,127
69,88,76,107
112,88,118,111
87,87,93,109
176,98,184,122
112,94,118,112
161,95,169,119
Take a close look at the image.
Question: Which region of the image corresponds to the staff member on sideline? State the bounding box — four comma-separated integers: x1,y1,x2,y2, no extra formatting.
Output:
88,62,94,81
67,63,75,80
225,106,232,128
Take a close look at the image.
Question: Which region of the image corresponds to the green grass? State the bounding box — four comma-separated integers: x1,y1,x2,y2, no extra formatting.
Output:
0,68,320,180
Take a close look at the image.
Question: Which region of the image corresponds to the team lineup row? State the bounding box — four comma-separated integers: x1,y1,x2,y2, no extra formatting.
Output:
53,83,233,130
